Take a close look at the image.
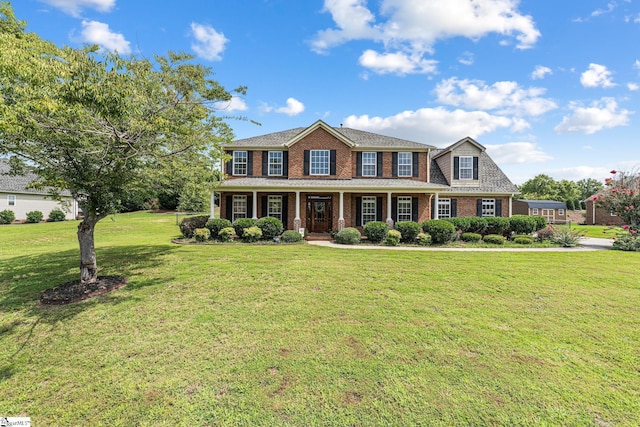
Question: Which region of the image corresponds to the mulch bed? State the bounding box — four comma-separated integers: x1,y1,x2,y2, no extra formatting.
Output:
40,275,127,305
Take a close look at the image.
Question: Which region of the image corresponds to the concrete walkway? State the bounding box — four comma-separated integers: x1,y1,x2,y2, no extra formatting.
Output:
307,237,615,252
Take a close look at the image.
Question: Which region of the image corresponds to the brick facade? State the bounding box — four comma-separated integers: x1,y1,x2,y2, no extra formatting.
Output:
585,199,625,226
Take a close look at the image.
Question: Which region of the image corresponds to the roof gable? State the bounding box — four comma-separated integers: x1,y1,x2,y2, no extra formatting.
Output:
284,120,355,148
432,136,485,160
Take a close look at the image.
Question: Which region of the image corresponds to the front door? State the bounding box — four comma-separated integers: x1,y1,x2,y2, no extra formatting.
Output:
307,200,332,233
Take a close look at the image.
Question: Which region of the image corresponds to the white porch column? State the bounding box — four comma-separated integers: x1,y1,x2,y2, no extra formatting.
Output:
338,191,345,231
509,194,513,217
433,193,439,219
252,191,258,220
386,191,394,229
294,191,301,231
209,191,216,219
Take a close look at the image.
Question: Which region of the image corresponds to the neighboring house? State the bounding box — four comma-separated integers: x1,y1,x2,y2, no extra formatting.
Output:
584,198,625,226
513,200,568,224
0,159,78,222
213,120,518,234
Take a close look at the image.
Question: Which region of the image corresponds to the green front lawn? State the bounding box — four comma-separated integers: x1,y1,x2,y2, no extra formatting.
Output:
1,212,639,426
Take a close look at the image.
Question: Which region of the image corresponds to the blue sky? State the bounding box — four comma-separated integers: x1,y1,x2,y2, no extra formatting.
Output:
12,0,640,184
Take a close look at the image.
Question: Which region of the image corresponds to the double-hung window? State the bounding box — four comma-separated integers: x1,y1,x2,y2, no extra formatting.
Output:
232,195,247,221
438,198,451,219
233,151,248,176
362,196,377,225
310,150,330,175
397,197,412,222
398,152,412,177
482,198,495,217
268,151,283,176
267,195,282,221
532,208,539,215
362,152,377,177
7,195,16,206
558,209,565,216
459,156,473,180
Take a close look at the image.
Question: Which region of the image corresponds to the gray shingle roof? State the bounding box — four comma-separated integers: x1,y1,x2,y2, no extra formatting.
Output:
0,159,71,196
517,200,567,209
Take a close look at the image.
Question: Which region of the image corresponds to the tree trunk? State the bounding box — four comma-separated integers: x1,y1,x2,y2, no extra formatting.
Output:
78,216,98,284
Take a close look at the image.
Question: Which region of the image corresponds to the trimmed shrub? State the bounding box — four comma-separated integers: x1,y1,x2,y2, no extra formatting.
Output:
233,218,256,238
241,226,263,243
218,227,236,242
532,215,547,231
416,232,432,246
536,225,555,241
0,210,15,224
335,227,361,245
483,234,506,245
508,215,537,235
179,215,209,238
422,219,456,244
205,218,232,240
48,209,66,222
467,217,488,235
612,234,640,251
281,230,303,243
461,232,482,242
394,221,421,243
363,221,389,243
385,229,401,246
484,217,510,236
26,210,44,223
443,217,471,233
193,227,210,242
513,236,534,245
255,217,284,240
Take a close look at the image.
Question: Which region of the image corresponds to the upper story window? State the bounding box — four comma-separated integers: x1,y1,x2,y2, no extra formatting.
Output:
397,152,412,177
482,198,495,217
459,156,473,180
438,198,451,219
7,195,16,206
268,151,283,176
311,150,330,175
233,151,248,176
362,152,377,177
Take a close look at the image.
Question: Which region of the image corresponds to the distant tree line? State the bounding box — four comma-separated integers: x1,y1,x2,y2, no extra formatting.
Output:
517,175,604,210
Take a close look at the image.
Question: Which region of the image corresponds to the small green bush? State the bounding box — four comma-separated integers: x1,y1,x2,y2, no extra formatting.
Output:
281,230,303,243
335,227,361,245
193,227,210,242
467,217,488,235
532,215,547,231
513,236,534,245
0,209,15,224
385,229,401,246
255,217,284,240
422,219,456,244
179,215,209,238
416,232,431,246
241,226,263,243
485,217,509,236
443,217,471,233
612,233,640,251
233,218,256,238
483,234,506,245
509,215,537,235
363,221,388,243
26,210,44,223
536,225,555,241
218,227,237,242
551,227,583,247
394,221,421,243
205,218,232,240
48,209,66,222
461,232,482,242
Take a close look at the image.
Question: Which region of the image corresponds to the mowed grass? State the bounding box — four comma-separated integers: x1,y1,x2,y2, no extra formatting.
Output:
1,213,639,426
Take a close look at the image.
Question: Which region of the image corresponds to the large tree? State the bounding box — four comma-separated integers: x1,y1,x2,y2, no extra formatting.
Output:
517,174,560,200
576,178,604,201
0,3,243,285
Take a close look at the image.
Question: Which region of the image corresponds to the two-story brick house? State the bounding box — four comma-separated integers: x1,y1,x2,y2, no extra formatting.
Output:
213,120,518,234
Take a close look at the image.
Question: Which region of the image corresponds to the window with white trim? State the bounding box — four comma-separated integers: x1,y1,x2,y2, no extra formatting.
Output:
459,156,473,180
267,195,282,221
397,197,412,222
398,152,412,177
233,151,248,176
232,195,247,221
7,194,16,206
438,198,451,218
362,196,376,225
268,151,283,176
532,208,538,215
558,209,565,216
311,150,330,175
482,198,495,217
362,152,376,177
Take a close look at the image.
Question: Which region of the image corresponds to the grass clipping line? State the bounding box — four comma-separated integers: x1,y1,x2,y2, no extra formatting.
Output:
40,275,127,305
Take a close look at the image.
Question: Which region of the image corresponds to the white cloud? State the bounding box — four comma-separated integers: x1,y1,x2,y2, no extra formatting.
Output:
190,23,228,61
591,2,617,17
628,83,640,91
214,96,248,112
358,50,437,74
634,60,640,70
343,107,517,146
434,78,557,117
580,63,616,88
39,0,115,17
80,20,130,54
485,142,552,164
458,52,474,66
261,98,305,116
554,98,632,134
531,65,552,80
546,166,612,182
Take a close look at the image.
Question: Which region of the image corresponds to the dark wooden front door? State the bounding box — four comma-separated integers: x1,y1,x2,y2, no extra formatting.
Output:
307,200,332,233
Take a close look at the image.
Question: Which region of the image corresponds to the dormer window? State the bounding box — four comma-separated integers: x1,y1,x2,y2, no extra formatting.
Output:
459,156,473,180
